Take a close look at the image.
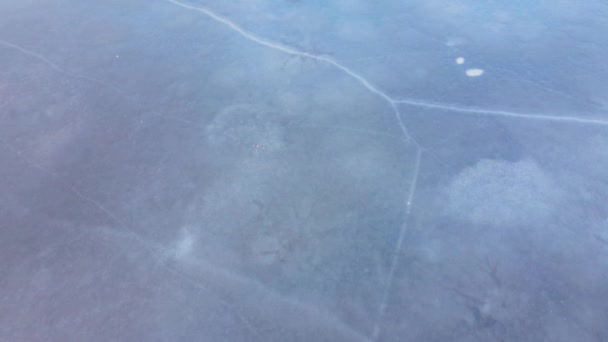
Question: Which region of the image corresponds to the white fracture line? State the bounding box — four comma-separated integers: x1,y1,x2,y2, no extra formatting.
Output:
1,38,202,127
160,2,421,340
395,98,608,126
164,1,608,136
7,2,600,340
164,0,418,145
0,39,66,73
371,148,422,341
0,39,128,95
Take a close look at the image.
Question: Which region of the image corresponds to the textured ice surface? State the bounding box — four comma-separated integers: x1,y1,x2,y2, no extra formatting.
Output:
1,0,608,341
444,159,562,226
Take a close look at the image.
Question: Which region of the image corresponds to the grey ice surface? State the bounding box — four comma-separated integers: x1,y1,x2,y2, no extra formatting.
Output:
1,1,608,341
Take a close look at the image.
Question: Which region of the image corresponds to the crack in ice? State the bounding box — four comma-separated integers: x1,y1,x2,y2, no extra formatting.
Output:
164,0,418,146
0,39,129,95
3,1,606,340
371,148,422,341
161,0,607,339
162,1,423,340
395,98,608,126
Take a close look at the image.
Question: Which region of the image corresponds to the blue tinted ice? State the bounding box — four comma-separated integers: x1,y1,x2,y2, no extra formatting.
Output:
1,1,607,341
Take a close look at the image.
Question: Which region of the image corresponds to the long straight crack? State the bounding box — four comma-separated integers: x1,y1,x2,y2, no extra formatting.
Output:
395,97,608,126
0,39,129,95
371,148,422,341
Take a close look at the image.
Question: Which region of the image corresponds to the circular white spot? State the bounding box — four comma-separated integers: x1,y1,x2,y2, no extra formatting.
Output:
456,57,465,65
465,68,484,77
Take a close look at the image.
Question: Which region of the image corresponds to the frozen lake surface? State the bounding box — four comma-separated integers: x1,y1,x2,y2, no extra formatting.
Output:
1,1,608,341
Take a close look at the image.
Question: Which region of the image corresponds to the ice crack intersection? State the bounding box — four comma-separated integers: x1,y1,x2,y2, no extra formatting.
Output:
161,0,607,340
3,1,604,340
163,1,422,340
